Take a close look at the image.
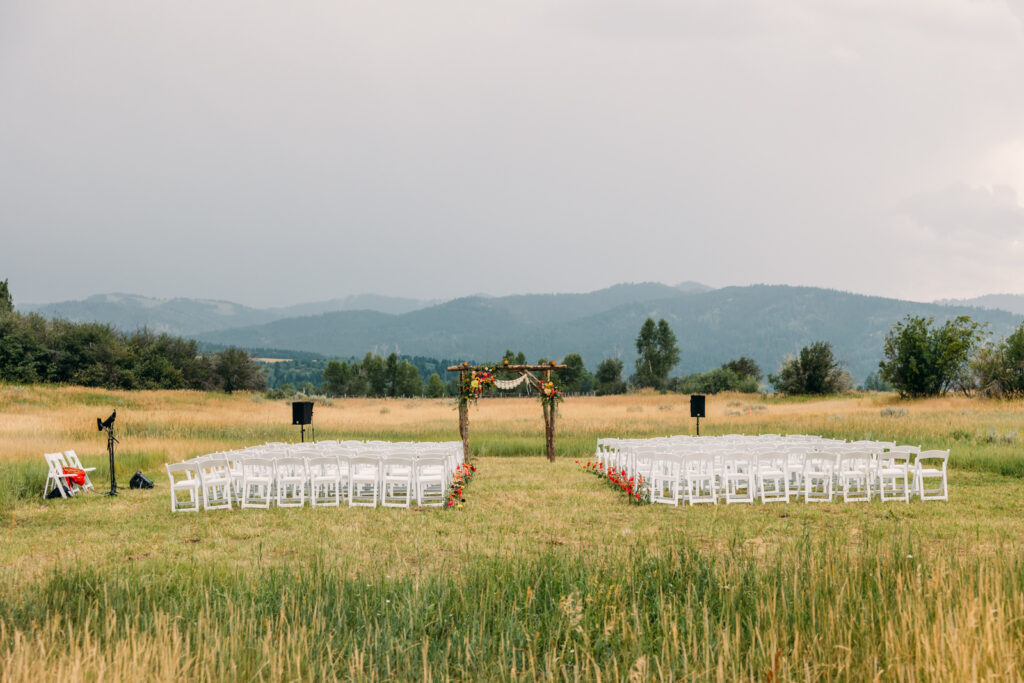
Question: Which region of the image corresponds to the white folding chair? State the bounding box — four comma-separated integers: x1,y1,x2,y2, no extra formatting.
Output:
649,454,682,505
198,456,233,510
837,452,873,503
381,455,415,508
803,455,834,503
915,450,949,501
274,456,307,508
878,446,917,503
43,452,78,499
307,455,343,507
348,456,381,507
166,461,201,512
722,453,755,504
63,450,97,492
785,450,807,493
682,452,717,505
755,452,790,503
240,457,274,509
415,456,447,506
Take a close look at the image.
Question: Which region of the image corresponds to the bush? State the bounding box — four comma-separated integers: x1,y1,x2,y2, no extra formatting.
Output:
769,342,846,395
972,323,1024,398
879,315,985,398
595,358,627,396
672,368,759,394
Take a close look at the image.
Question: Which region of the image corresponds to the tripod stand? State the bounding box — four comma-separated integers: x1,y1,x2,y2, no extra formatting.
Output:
103,426,119,496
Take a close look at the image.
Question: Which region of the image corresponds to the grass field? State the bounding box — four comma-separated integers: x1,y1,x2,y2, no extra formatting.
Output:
2,385,1024,680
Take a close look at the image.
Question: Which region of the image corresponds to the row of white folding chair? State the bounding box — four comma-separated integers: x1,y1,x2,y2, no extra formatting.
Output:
616,438,890,474
241,454,450,509
645,448,948,505
168,453,451,512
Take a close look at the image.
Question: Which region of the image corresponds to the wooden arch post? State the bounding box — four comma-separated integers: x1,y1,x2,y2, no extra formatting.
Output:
448,363,566,462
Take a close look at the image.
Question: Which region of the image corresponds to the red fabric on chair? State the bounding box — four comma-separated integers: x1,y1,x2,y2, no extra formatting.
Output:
62,467,86,486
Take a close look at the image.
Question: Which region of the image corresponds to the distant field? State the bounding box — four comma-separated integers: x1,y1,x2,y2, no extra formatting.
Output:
2,385,1024,680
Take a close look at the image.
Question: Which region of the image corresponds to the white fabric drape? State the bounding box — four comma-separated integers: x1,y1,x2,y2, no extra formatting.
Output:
493,374,531,390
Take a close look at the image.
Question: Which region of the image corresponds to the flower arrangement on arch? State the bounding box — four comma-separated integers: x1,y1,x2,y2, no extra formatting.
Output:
458,369,496,405
537,377,563,410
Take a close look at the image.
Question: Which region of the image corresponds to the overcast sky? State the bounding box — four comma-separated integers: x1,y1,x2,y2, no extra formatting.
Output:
3,0,1024,307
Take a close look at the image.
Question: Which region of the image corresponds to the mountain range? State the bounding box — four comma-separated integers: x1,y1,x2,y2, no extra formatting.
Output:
20,283,1023,383
21,292,438,336
933,294,1024,316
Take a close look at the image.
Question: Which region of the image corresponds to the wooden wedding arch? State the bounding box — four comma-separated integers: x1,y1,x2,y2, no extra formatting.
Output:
448,363,567,462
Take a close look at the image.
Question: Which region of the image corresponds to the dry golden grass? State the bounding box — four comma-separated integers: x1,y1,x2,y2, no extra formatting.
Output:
3,384,1018,464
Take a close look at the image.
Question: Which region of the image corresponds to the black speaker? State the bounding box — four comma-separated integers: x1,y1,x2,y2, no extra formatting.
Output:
292,401,313,425
129,471,154,489
690,394,706,418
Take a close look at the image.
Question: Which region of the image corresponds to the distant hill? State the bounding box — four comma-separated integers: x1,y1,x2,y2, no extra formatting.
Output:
935,294,1024,316
197,284,1024,383
20,292,438,336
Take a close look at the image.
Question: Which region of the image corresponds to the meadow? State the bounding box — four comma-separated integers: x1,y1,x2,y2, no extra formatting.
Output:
2,385,1024,681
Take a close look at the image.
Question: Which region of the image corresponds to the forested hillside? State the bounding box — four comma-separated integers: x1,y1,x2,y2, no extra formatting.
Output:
199,285,1024,382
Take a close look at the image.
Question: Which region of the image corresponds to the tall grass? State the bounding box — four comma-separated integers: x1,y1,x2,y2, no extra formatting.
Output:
2,534,1022,681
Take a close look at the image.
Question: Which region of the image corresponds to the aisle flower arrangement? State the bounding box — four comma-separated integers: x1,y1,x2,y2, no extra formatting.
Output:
578,459,650,505
446,461,478,509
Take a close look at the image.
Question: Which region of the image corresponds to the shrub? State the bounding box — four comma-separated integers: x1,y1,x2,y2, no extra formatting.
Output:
769,342,846,395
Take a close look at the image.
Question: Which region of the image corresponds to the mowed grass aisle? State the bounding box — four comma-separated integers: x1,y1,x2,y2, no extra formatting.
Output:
2,386,1024,680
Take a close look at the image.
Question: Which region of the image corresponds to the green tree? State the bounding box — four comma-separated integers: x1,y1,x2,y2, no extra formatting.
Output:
595,357,626,395
361,352,387,397
213,347,266,393
0,314,47,382
393,360,423,397
721,357,761,381
674,367,758,394
425,372,447,398
557,353,594,394
972,323,1024,397
0,279,12,315
384,353,401,397
47,321,126,387
860,371,891,392
769,341,845,395
634,318,680,389
879,315,985,397
1002,324,1024,395
322,360,353,397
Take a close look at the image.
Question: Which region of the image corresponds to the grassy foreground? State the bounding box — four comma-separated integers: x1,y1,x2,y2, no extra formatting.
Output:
2,385,1024,680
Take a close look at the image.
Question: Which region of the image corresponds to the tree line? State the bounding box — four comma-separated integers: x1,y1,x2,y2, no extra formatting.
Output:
0,280,265,392
608,313,1024,398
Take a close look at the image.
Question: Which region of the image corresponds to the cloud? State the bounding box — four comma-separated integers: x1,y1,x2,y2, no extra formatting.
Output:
1006,0,1024,25
887,183,1024,300
900,184,1024,240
